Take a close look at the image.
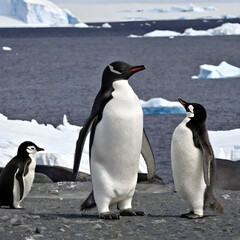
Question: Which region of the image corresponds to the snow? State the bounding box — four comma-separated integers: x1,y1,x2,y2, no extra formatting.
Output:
0,113,148,174
192,61,240,79
0,0,88,27
140,98,185,115
128,23,240,38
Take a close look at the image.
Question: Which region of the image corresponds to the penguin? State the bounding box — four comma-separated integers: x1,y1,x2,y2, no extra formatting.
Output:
171,99,223,219
73,61,155,219
0,141,44,209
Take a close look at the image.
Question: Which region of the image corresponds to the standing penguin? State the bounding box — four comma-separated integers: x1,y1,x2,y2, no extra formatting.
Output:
0,141,44,209
73,61,155,219
171,99,223,219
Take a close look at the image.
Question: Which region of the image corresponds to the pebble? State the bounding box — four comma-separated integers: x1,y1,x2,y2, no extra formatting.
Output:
92,224,102,230
11,218,24,226
137,223,146,228
48,189,59,195
0,216,9,221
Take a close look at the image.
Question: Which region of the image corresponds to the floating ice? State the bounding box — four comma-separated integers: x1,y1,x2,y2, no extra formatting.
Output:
102,22,112,28
2,46,12,51
140,98,185,115
192,61,240,79
128,23,240,38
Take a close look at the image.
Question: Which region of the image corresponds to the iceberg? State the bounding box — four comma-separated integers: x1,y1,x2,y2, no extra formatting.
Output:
140,98,185,115
0,0,87,27
128,23,240,38
192,61,240,79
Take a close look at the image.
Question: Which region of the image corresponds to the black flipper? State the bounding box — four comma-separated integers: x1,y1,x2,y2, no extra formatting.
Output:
16,158,31,201
197,128,214,187
73,114,98,180
73,88,114,180
141,129,156,181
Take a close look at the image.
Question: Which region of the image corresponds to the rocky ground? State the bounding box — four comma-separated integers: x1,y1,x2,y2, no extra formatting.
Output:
0,182,239,240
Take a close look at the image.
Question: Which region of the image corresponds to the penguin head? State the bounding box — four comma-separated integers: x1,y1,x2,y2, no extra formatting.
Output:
179,98,207,123
17,141,44,156
101,61,146,87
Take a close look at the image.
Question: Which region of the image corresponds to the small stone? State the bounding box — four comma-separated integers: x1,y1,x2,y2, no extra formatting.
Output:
137,223,146,228
75,233,82,237
48,189,59,195
152,219,166,224
0,216,9,221
32,215,41,219
222,194,231,200
11,218,24,226
60,228,65,232
92,224,102,230
0,227,4,232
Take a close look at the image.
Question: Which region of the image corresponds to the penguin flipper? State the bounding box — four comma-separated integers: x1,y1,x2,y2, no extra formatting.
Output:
141,129,156,181
16,158,31,201
198,132,214,187
73,114,98,180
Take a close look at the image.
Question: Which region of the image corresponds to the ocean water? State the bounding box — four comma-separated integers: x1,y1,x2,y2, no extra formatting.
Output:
0,19,240,182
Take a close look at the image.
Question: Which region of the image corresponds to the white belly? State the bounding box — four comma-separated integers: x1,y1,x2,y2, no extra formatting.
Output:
171,118,206,212
91,80,143,207
23,157,36,199
13,157,36,208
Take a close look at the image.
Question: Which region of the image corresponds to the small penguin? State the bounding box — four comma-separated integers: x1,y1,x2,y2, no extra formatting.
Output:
73,61,155,219
0,141,44,209
171,99,223,219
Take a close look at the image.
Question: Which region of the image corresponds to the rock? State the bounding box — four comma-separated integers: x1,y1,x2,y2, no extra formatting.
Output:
11,218,24,226
0,216,9,221
91,224,102,230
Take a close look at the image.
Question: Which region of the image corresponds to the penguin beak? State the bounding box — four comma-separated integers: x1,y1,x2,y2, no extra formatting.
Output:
129,65,146,73
178,98,186,107
36,147,44,152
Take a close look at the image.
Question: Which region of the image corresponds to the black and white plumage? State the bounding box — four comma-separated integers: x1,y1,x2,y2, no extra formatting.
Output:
73,61,155,219
171,99,223,219
0,141,44,209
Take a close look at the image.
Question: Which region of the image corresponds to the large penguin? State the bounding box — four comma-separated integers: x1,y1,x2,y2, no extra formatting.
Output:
73,61,155,219
0,141,44,209
171,99,223,219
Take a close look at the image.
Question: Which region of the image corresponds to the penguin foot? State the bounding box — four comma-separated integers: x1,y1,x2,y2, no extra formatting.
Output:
120,208,146,216
99,212,120,220
180,212,203,219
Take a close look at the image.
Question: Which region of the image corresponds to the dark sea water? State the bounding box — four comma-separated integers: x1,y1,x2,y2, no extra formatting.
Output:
0,19,240,183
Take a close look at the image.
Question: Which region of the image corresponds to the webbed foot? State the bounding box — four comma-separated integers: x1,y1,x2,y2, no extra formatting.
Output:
99,211,120,220
120,208,146,216
180,211,203,219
